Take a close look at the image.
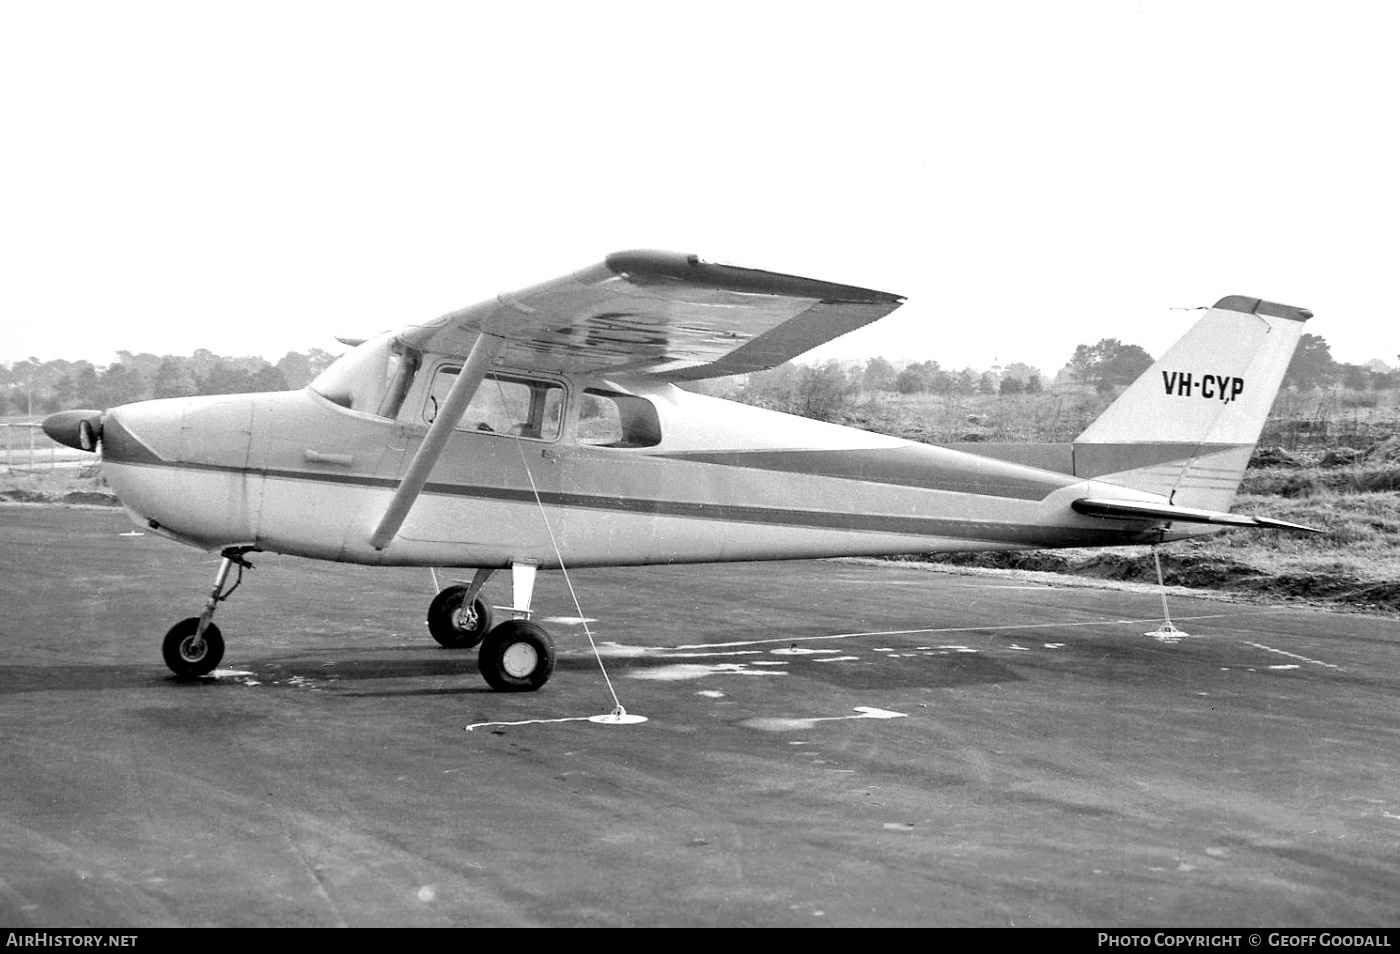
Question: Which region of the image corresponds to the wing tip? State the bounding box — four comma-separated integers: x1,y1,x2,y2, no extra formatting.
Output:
604,249,697,278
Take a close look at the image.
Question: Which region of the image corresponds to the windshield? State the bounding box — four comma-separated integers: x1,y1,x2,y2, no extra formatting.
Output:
310,333,420,418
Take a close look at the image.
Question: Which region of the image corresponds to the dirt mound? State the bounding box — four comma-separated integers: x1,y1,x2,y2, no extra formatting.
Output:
1346,580,1400,612
1250,446,1307,469
1260,572,1400,613
62,491,119,506
1240,470,1320,497
1365,437,1400,464
919,549,1399,613
927,551,1072,572
1073,552,1265,589
1,489,120,506
0,489,51,504
1319,447,1365,467
1071,553,1400,613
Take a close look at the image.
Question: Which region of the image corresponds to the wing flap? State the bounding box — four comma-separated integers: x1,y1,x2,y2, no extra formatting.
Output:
399,251,903,378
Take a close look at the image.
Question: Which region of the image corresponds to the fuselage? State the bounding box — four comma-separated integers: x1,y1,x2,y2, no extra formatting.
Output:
94,355,1180,569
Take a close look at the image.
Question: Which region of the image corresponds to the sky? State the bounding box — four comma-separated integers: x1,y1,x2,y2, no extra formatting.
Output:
2,1,1397,378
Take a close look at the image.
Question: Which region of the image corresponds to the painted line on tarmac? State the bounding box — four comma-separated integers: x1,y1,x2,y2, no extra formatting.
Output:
1242,641,1343,671
675,612,1254,650
628,662,788,681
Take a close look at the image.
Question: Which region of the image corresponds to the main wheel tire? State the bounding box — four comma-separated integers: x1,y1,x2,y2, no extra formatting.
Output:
427,585,494,649
478,620,555,692
162,617,225,678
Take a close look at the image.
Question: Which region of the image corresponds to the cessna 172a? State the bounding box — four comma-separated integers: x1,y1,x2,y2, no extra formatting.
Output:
43,250,1316,692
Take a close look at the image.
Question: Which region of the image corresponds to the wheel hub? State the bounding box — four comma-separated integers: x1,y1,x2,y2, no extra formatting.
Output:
501,642,538,678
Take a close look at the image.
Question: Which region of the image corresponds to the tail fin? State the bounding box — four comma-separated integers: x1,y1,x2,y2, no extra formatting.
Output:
1073,296,1310,510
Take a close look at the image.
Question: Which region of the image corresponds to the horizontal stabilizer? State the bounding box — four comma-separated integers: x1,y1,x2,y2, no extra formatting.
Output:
1072,498,1322,533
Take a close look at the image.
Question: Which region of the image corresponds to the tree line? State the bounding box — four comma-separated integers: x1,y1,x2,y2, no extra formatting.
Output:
699,334,1397,423
0,332,1390,420
0,348,341,416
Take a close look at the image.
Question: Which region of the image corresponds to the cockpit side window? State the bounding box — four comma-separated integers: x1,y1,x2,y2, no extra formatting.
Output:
425,368,564,441
578,389,662,448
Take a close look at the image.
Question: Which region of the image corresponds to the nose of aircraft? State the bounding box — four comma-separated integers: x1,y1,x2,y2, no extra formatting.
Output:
41,409,104,452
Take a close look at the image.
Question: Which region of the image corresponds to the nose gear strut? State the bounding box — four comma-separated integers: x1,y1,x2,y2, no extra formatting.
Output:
161,546,258,678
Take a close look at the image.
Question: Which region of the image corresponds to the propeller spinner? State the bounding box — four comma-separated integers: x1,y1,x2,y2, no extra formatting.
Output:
42,409,104,452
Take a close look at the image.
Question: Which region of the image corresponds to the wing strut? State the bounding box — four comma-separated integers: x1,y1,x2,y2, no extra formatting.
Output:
370,333,504,551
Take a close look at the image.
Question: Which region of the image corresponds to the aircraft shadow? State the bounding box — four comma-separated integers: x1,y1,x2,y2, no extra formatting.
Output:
0,652,480,695
0,649,1025,697
327,655,612,698
0,664,179,695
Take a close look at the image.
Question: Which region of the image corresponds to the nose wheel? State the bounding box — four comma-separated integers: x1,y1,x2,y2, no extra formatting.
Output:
162,618,225,677
162,547,254,679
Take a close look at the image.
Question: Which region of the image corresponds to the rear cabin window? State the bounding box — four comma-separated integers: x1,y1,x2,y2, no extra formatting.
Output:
425,368,564,441
577,389,662,448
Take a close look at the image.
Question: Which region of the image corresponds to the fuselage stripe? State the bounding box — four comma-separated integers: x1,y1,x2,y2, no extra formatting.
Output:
102,457,1151,546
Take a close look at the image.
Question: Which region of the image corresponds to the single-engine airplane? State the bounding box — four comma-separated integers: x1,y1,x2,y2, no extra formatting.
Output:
44,251,1317,691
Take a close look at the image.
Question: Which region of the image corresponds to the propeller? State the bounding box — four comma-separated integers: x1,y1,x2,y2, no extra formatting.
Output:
42,409,104,452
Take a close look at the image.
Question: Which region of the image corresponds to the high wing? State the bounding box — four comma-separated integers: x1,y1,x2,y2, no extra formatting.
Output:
370,251,902,550
396,250,905,379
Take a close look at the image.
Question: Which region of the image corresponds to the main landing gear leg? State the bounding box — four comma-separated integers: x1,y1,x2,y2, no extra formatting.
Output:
477,563,556,693
424,563,556,691
162,547,256,678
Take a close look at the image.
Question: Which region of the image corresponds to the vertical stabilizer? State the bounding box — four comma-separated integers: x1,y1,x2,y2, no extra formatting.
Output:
1073,296,1310,510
